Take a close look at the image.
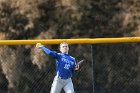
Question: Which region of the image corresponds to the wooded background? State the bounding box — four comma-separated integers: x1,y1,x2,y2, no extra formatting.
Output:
0,0,140,93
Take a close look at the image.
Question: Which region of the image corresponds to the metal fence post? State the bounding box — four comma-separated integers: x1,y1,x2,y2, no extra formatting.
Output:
91,44,95,93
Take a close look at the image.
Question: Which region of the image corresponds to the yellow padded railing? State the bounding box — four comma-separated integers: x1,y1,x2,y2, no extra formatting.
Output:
0,37,140,45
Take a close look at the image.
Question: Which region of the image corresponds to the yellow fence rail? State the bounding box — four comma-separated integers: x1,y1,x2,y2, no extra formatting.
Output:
0,37,140,45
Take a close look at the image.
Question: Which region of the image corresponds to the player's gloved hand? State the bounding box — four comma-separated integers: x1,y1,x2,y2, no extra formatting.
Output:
75,59,85,72
75,64,80,71
36,43,43,48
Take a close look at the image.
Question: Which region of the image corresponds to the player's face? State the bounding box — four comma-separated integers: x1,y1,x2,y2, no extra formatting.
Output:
59,43,69,54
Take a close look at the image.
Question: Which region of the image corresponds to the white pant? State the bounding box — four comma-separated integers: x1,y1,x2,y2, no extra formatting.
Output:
50,76,75,93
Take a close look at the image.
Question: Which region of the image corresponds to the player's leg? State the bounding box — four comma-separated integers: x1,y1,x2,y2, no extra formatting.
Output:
63,78,75,93
50,77,63,93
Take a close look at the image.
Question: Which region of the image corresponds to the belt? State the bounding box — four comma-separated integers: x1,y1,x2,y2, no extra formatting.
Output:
57,76,69,79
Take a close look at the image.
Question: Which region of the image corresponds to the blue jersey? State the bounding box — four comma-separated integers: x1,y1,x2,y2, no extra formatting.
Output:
40,46,76,78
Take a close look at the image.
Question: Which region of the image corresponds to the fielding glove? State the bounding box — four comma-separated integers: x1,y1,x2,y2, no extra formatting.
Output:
36,43,43,47
75,59,85,71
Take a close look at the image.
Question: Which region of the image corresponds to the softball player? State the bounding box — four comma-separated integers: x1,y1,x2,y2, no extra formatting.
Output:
36,42,79,93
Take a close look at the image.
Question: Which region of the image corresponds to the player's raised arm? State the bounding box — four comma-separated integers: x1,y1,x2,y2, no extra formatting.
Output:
36,43,58,58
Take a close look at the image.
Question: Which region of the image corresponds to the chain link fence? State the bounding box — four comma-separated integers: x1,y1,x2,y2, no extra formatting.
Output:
93,43,140,93
0,43,140,93
0,44,93,93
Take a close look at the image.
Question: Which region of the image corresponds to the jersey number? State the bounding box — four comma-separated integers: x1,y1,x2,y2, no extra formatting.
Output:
64,64,70,69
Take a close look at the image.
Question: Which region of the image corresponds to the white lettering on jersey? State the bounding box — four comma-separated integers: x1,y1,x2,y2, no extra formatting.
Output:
61,58,74,65
64,64,70,69
61,58,75,70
